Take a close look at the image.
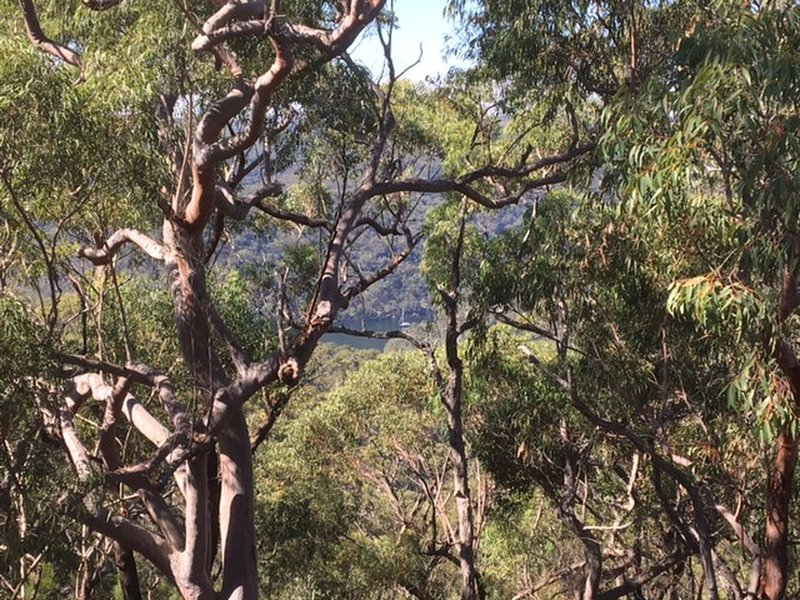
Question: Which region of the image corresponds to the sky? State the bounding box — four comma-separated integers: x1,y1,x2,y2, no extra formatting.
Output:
348,0,465,81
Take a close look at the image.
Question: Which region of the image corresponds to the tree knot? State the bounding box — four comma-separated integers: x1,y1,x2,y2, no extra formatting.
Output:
278,356,300,387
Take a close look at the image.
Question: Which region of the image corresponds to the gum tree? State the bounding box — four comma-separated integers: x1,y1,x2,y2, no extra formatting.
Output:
3,0,595,596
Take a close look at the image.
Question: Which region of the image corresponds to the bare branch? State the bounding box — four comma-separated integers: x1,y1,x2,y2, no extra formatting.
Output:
460,142,596,183
342,232,421,301
60,386,93,480
511,561,587,600
121,394,169,446
195,0,266,45
78,229,165,265
192,0,388,189
192,20,268,54
61,355,189,443
139,489,185,550
249,390,293,452
252,196,333,230
151,373,189,439
715,504,761,597
282,0,386,58
195,37,294,170
98,377,133,470
374,172,567,209
369,142,595,209
353,215,404,236
595,550,692,600
206,300,250,375
496,312,559,340
79,509,172,578
216,183,334,231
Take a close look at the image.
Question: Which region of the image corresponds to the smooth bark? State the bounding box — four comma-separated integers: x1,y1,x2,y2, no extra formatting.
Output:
763,431,797,600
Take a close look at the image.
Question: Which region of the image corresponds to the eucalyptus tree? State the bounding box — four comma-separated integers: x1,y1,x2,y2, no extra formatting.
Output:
321,65,593,597
253,351,455,599
2,0,596,596
469,188,761,599
4,0,398,596
331,200,490,600
598,5,800,598
444,1,800,598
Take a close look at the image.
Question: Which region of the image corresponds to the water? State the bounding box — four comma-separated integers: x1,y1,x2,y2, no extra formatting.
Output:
323,316,414,351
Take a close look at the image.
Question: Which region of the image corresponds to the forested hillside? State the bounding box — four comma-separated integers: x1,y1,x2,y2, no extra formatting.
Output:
2,0,800,599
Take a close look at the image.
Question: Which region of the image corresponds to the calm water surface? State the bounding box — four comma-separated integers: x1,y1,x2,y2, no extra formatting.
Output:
323,316,415,350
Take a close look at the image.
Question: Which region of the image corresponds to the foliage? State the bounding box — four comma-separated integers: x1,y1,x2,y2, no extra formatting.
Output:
5,0,800,597
253,352,451,598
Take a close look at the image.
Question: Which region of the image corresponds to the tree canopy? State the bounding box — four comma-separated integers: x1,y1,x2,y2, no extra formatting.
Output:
3,0,800,599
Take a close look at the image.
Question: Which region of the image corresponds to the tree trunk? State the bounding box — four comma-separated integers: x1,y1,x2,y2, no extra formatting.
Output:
763,430,797,600
766,330,800,600
445,382,479,600
560,425,601,600
218,408,258,600
438,207,482,600
166,217,258,600
112,543,142,600
207,447,221,572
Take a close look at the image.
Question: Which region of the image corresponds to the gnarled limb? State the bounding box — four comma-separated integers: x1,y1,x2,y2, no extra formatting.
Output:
282,0,388,59
61,356,189,438
187,0,388,230
79,229,165,265
121,394,169,446
80,509,172,579
192,20,269,54
193,0,267,48
57,378,174,590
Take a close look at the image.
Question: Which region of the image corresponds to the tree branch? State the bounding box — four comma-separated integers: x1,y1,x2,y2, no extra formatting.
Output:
79,509,172,578
595,550,691,600
18,0,83,72
342,232,421,301
715,504,760,597
138,489,185,550
78,229,165,265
